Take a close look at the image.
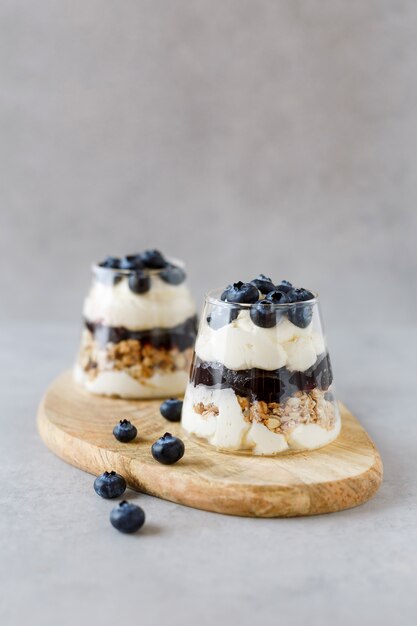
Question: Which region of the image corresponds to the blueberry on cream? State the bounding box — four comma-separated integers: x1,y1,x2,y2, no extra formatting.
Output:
128,271,151,294
250,274,275,295
141,249,167,269
221,281,259,304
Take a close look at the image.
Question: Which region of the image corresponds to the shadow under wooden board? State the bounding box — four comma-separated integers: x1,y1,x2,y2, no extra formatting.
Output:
37,371,383,518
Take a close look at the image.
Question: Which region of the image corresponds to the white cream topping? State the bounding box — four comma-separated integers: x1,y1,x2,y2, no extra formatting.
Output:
244,422,289,455
74,366,188,399
287,420,341,450
83,275,196,330
182,384,250,449
282,336,317,372
195,311,325,372
182,383,340,454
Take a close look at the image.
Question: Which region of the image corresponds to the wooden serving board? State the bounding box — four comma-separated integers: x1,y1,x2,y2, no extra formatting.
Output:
37,371,383,517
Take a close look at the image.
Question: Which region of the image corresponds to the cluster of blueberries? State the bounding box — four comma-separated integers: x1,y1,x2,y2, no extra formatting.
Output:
94,399,183,534
208,276,315,330
97,249,186,293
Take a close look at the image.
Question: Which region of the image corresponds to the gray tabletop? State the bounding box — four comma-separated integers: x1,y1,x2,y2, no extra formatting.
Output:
1,323,416,626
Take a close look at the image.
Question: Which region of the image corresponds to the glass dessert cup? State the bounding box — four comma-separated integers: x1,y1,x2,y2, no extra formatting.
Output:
74,258,197,399
182,289,341,456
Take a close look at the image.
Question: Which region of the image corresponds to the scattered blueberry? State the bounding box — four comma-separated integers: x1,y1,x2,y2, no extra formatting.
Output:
250,274,275,295
141,249,167,269
110,501,145,534
160,399,183,422
99,256,120,269
286,287,315,303
275,280,293,293
265,289,289,304
94,471,127,499
160,264,186,285
221,281,259,304
207,306,239,330
250,300,277,328
128,271,151,294
113,419,137,442
151,433,185,465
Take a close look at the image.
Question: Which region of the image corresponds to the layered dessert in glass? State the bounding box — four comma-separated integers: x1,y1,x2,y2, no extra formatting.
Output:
182,276,340,455
74,250,197,398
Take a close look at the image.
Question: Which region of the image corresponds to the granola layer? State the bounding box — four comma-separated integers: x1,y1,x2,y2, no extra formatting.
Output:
192,388,336,436
78,329,193,385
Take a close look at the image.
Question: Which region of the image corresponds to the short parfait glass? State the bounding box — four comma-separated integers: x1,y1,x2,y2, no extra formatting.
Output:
182,288,340,455
74,254,198,399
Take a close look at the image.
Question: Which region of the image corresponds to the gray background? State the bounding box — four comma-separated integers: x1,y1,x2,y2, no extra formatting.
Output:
1,3,417,626
1,0,416,326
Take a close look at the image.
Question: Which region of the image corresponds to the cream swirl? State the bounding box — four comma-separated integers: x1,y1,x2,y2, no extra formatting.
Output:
195,310,325,372
83,275,196,330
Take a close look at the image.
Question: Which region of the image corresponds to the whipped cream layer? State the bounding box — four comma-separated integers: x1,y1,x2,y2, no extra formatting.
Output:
195,311,325,372
182,383,340,455
74,365,188,399
83,275,196,330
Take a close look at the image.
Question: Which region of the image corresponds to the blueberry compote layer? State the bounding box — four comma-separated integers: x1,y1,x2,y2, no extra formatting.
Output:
85,315,198,352
189,352,333,404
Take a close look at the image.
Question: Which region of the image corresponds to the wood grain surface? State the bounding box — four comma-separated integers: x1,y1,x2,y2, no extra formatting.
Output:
37,371,383,517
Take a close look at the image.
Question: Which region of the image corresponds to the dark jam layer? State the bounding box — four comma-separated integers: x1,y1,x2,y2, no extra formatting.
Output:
85,315,198,352
190,353,333,404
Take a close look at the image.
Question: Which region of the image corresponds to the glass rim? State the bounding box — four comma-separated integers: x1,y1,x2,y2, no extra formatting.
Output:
91,256,185,276
205,287,318,308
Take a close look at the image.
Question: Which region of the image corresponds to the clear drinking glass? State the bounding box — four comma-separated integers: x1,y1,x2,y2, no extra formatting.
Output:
182,289,340,455
74,259,197,398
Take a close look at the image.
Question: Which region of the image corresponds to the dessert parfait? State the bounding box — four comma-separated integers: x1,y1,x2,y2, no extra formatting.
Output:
182,276,340,455
74,250,197,398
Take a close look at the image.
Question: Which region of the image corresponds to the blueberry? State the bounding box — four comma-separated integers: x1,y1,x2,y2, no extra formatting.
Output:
288,305,313,329
220,281,259,304
160,399,183,422
207,306,239,329
265,289,289,304
151,432,185,465
286,288,315,328
250,274,275,295
160,264,186,285
275,280,293,294
99,256,120,269
110,501,145,534
141,249,167,269
94,471,126,499
250,300,277,328
120,254,144,270
128,271,151,294
286,287,315,302
113,419,137,442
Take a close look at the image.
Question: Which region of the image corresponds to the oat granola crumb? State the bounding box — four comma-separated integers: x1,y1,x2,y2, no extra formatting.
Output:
237,389,336,434
193,402,219,417
77,331,193,383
